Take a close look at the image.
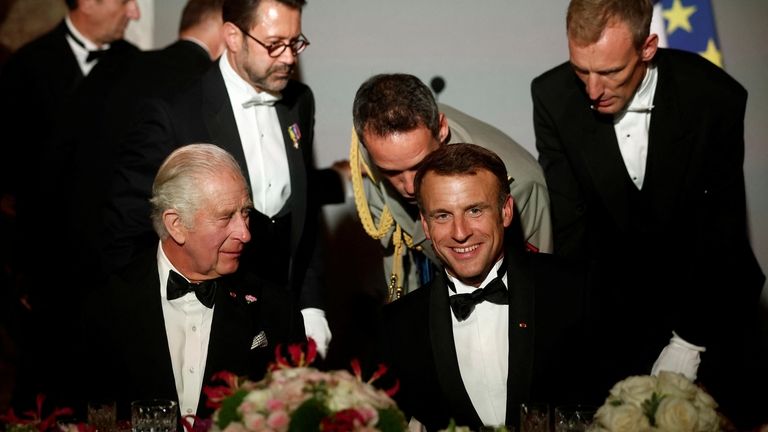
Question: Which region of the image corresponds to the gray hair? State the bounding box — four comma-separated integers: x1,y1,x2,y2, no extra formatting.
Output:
150,143,248,238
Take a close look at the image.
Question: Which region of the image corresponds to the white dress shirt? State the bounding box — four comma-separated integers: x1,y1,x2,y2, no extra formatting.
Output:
449,258,509,426
220,53,291,217
157,243,214,417
64,16,109,76
613,63,658,190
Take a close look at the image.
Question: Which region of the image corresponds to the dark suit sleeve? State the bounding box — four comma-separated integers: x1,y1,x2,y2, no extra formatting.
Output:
531,74,587,258
102,98,176,272
677,73,762,341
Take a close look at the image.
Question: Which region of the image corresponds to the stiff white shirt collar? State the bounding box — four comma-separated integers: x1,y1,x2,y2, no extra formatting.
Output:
219,53,291,217
614,63,658,189
448,257,509,427
64,16,108,76
157,242,214,418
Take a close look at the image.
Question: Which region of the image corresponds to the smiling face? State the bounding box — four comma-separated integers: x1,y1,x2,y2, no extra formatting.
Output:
225,0,302,93
568,19,657,115
419,170,513,287
167,171,252,281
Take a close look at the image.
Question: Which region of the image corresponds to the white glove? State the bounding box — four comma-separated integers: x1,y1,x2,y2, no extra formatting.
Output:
651,331,706,381
301,307,332,359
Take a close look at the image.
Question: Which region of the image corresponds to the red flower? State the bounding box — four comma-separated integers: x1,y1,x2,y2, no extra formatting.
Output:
319,409,367,432
270,338,318,371
0,394,73,432
203,370,241,409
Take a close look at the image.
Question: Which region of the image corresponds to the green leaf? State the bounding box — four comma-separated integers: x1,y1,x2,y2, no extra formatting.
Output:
216,389,249,429
641,392,666,427
375,407,408,432
288,397,328,432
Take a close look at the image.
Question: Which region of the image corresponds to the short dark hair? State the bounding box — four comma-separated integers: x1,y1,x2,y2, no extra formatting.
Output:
222,0,306,31
180,0,225,33
64,0,77,10
414,143,510,212
567,0,653,50
352,73,440,145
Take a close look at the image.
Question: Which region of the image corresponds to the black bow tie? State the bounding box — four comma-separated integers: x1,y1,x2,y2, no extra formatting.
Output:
64,24,109,63
448,263,508,322
166,270,217,308
86,49,110,62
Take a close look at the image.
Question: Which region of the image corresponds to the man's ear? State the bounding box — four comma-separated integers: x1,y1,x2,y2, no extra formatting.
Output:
437,113,450,144
502,195,514,228
420,213,431,241
641,33,659,62
164,209,187,245
222,21,243,54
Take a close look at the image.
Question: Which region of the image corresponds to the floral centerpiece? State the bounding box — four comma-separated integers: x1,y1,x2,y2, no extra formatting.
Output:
588,371,721,432
203,339,407,432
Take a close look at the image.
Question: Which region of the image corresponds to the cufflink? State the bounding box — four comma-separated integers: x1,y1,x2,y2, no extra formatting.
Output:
251,331,268,349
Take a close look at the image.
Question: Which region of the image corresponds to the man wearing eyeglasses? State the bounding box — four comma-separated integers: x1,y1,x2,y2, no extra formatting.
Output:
107,0,344,358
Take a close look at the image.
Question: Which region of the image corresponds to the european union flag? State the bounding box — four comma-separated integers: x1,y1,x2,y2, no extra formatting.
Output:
654,0,724,68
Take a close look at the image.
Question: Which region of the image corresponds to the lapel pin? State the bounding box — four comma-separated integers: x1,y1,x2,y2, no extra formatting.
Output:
288,123,301,149
518,322,528,329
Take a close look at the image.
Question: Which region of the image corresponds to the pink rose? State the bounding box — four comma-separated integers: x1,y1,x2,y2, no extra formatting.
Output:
266,410,290,431
265,399,285,412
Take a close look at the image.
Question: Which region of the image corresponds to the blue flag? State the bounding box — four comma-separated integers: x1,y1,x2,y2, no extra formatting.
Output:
654,0,723,68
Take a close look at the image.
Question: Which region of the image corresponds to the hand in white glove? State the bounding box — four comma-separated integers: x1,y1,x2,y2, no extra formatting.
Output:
301,307,332,359
651,331,706,381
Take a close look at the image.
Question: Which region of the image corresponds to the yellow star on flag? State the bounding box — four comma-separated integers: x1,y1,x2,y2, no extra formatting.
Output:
663,0,697,34
700,38,723,68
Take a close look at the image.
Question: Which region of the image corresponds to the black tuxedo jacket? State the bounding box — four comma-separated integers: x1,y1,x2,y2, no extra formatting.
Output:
377,248,598,431
0,19,137,202
83,248,305,420
0,19,137,289
63,40,215,296
532,48,765,424
105,65,342,308
0,20,137,407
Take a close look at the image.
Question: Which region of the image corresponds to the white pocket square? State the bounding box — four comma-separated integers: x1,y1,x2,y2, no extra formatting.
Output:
251,331,268,349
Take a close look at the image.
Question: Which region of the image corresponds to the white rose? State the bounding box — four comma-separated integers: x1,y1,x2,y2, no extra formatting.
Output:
655,397,698,431
609,375,657,407
593,403,650,432
695,406,720,432
243,388,273,411
693,387,718,411
691,391,720,432
657,371,697,401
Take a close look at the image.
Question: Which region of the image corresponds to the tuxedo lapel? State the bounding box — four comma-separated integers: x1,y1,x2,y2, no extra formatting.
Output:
504,251,536,425
429,272,482,425
645,52,694,223
53,21,85,94
115,261,177,401
200,276,253,413
200,68,252,187
275,101,306,252
575,105,632,230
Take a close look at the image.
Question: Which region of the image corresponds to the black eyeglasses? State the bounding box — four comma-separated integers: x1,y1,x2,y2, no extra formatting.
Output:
237,27,310,58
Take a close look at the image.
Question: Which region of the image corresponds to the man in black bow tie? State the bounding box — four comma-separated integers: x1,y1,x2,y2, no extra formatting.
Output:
106,0,346,361
84,144,304,420
376,144,601,431
0,0,141,409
